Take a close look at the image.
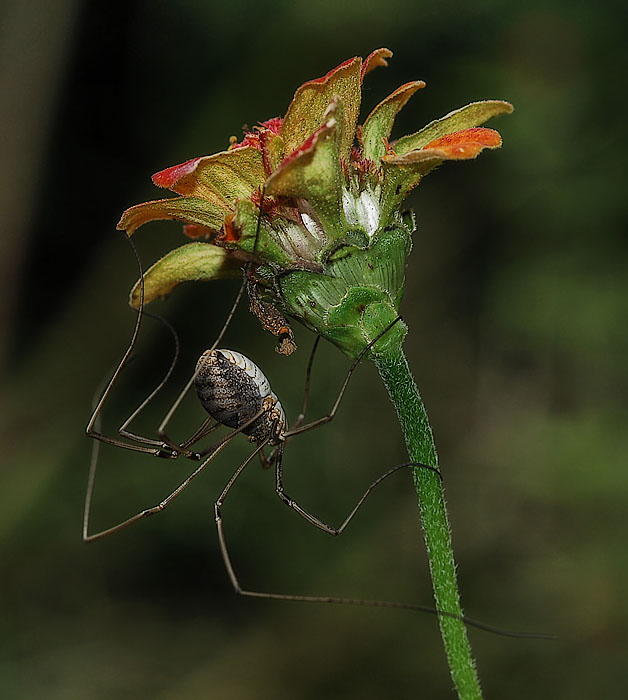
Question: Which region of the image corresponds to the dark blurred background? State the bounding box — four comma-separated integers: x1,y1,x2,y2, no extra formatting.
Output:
1,1,626,698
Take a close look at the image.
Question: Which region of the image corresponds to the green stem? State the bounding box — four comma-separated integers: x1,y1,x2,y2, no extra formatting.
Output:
372,343,483,700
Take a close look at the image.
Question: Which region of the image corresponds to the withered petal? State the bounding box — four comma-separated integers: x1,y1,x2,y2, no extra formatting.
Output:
117,196,226,235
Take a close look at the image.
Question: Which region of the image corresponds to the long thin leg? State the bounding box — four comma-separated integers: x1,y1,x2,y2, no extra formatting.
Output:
274,442,441,535
214,440,555,640
84,439,231,542
87,237,251,460
117,310,180,449
283,317,404,439
290,334,321,431
179,416,220,451
83,402,276,541
85,234,169,456
85,235,209,458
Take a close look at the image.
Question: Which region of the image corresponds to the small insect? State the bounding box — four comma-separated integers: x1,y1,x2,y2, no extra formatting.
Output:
84,218,553,641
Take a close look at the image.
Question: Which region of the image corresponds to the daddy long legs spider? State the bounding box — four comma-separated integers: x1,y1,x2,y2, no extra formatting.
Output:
83,229,554,641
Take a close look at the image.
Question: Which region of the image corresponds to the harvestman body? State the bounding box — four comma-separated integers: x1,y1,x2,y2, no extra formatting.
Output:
194,349,286,447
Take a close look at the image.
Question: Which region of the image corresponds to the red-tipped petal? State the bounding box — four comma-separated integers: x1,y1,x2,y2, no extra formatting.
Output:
306,57,356,86
149,146,266,208
281,56,362,160
267,107,345,236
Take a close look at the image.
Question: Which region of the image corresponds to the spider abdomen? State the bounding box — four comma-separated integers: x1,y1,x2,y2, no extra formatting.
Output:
194,349,285,444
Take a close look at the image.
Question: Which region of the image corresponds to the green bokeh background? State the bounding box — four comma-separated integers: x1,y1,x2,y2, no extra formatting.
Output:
1,1,626,698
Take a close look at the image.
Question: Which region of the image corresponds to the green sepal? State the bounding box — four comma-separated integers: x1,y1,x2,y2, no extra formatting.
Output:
360,302,408,357
325,287,395,359
393,100,513,155
279,226,411,358
321,229,370,264
129,242,241,309
379,153,443,224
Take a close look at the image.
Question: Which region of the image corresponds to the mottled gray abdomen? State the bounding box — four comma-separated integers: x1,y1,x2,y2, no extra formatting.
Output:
194,349,285,444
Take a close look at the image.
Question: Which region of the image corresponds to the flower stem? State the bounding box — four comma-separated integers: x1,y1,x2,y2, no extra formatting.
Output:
372,343,483,700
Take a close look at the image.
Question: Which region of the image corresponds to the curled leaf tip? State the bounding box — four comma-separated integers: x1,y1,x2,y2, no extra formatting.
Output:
362,48,393,79
361,80,427,161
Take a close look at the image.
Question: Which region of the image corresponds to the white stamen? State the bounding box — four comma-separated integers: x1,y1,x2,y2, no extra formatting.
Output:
301,212,323,238
342,187,381,237
355,189,380,237
342,190,358,226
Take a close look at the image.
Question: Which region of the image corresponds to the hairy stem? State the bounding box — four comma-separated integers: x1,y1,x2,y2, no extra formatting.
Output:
372,344,483,700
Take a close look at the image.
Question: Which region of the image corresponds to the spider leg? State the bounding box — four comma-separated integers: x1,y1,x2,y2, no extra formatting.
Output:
83,437,231,543
83,402,275,541
85,234,169,455
289,334,321,431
